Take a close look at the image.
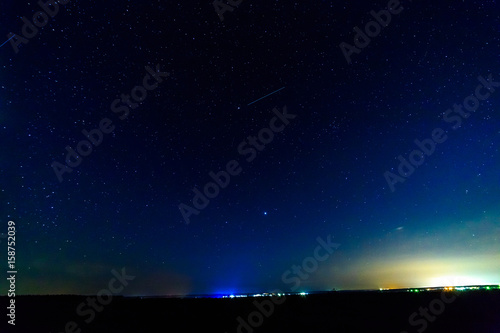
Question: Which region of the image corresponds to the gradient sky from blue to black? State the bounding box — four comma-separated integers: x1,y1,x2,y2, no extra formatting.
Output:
1,0,499,295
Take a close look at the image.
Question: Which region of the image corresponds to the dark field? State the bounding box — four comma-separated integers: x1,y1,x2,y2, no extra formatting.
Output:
3,290,500,332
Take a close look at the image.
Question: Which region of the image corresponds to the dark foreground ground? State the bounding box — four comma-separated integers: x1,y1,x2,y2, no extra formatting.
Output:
2,290,499,332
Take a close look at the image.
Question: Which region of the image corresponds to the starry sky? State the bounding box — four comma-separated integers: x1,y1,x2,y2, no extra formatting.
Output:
1,0,500,296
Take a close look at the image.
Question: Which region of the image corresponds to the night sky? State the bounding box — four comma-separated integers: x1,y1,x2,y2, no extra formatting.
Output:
1,0,500,296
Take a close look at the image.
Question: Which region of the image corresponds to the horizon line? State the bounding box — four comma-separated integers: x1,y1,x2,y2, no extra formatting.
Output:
4,284,499,298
